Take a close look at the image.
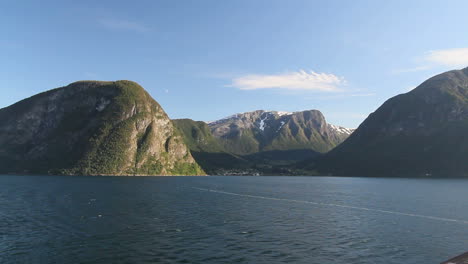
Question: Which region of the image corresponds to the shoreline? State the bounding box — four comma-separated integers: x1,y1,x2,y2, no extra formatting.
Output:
0,173,467,179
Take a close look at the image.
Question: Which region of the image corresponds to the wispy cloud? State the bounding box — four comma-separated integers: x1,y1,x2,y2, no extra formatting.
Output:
425,48,468,67
394,47,468,74
99,19,150,33
228,70,346,92
349,93,376,97
392,65,432,74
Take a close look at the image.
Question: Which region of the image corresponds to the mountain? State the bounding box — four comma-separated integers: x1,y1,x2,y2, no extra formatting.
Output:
0,80,204,176
208,110,354,155
173,119,249,173
173,110,353,175
300,67,468,177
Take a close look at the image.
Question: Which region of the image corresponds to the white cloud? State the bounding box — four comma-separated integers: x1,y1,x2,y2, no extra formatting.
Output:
229,70,346,92
394,47,468,74
425,48,468,67
99,19,150,33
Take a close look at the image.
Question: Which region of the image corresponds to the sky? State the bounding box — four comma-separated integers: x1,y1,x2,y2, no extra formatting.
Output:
1,0,468,128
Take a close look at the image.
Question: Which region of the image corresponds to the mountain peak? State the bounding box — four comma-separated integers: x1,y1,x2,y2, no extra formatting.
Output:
0,80,204,176
305,68,468,177
207,109,353,155
412,67,468,96
208,109,328,124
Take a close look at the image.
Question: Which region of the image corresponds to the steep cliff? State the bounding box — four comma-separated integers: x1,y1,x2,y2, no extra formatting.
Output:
0,80,204,176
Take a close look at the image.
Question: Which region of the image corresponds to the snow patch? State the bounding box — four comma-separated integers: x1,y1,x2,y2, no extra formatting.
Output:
264,110,293,116
328,124,355,135
276,111,292,116
276,121,286,132
258,115,268,131
209,110,293,125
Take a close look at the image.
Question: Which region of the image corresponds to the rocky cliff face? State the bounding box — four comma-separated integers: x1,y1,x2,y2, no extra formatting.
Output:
0,80,204,176
208,110,354,155
304,67,468,177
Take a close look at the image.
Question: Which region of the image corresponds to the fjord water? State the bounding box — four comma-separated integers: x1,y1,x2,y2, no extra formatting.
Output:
1,176,467,264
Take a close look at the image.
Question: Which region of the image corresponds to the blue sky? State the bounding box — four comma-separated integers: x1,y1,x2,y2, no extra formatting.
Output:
2,0,468,127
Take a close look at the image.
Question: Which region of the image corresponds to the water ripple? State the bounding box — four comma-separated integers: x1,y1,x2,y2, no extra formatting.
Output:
1,175,467,264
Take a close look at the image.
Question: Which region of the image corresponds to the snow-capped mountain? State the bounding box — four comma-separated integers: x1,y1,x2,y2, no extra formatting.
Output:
327,124,355,135
207,110,354,155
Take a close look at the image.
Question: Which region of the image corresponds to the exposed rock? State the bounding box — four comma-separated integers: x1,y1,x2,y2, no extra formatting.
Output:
0,80,205,176
208,110,354,155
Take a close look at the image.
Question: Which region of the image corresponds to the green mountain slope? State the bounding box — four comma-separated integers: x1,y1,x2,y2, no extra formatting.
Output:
173,119,225,153
173,119,249,173
300,67,468,177
0,80,204,176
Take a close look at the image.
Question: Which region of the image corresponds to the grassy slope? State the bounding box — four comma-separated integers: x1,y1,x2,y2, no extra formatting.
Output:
173,119,250,173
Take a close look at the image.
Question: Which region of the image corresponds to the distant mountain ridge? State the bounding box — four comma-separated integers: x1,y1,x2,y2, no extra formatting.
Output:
208,110,354,155
299,67,468,177
174,110,354,174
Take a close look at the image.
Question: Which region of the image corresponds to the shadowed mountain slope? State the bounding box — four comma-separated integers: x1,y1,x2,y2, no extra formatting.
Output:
299,67,468,177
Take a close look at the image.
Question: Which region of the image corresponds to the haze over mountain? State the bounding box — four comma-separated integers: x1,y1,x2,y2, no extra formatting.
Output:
0,81,204,176
299,67,468,177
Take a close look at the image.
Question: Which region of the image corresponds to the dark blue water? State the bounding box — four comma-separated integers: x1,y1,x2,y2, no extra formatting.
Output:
1,175,467,263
